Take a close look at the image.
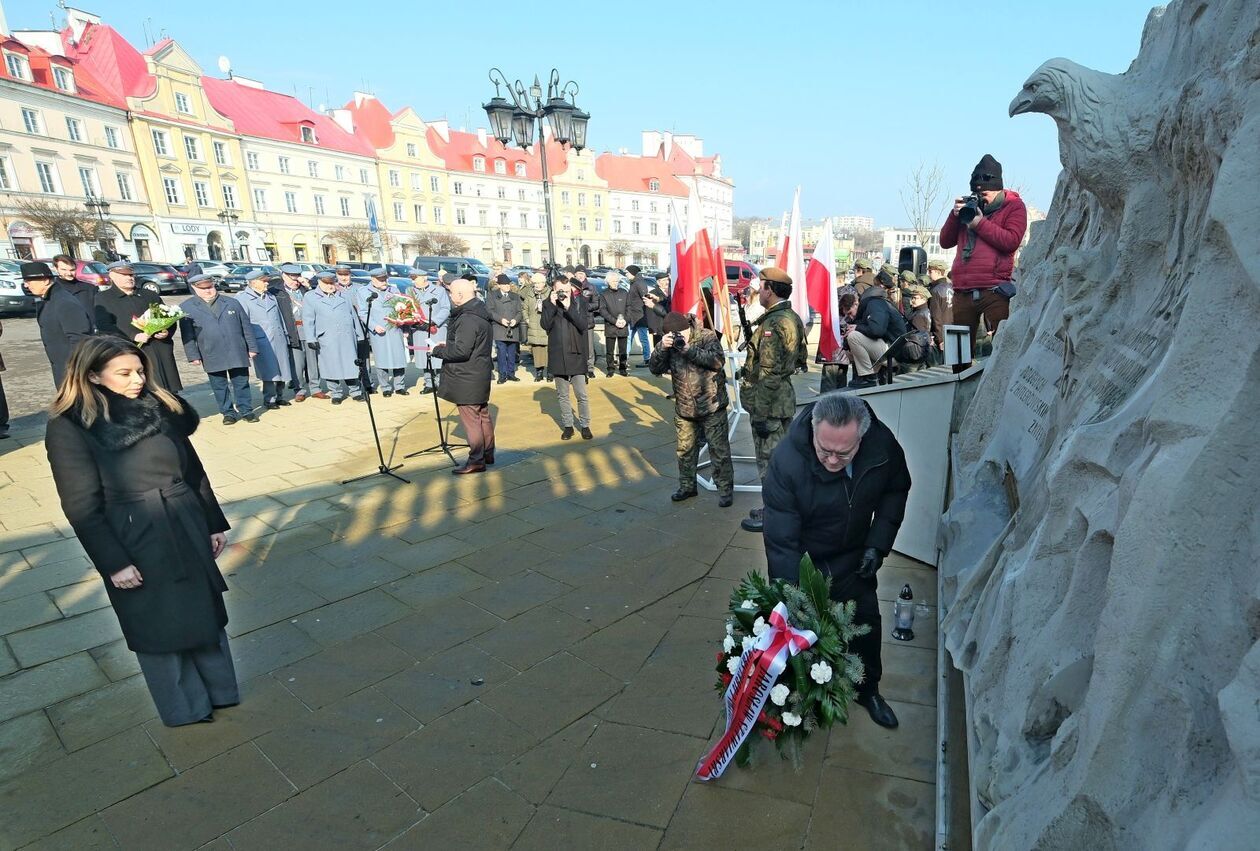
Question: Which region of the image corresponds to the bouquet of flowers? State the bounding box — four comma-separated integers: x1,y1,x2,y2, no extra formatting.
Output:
695,554,868,781
383,293,428,328
130,303,185,337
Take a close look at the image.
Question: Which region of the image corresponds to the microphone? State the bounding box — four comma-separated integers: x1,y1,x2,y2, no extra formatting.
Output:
425,298,438,305
367,292,379,302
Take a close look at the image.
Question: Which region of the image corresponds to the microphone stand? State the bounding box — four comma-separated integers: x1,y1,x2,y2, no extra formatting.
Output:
405,302,467,466
342,289,410,485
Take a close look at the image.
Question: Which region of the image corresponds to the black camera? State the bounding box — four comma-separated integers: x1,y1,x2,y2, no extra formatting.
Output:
958,194,982,225
671,334,687,350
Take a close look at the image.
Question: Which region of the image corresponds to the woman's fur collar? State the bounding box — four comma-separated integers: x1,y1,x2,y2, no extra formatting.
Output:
77,390,200,450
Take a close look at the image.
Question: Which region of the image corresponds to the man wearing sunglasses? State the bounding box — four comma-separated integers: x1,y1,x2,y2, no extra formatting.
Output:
760,390,911,730
939,154,1028,345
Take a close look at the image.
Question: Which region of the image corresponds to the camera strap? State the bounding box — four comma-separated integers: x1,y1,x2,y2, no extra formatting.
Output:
961,193,1006,261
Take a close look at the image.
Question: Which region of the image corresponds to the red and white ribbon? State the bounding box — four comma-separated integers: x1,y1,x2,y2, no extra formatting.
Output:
695,602,817,781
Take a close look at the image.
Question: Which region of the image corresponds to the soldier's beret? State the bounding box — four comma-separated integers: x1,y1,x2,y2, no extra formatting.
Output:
760,267,793,286
854,258,873,270
880,263,899,278
899,269,917,283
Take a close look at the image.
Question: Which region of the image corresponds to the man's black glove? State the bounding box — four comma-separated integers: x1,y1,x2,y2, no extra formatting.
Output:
307,342,320,353
857,547,884,579
750,419,773,440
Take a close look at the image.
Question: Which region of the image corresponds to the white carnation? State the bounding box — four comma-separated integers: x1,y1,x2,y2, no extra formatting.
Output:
752,616,769,637
727,657,741,674
770,684,790,706
741,599,756,610
810,661,834,684
722,636,736,653
725,622,734,636
741,636,754,651
781,711,803,727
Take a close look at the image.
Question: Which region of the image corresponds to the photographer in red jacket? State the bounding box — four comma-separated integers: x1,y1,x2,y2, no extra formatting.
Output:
939,154,1027,343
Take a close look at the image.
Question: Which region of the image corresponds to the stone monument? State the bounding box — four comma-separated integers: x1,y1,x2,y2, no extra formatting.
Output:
938,0,1260,846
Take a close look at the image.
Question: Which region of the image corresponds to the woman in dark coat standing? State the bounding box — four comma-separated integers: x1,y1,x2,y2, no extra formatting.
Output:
433,279,495,475
45,336,236,726
93,261,183,392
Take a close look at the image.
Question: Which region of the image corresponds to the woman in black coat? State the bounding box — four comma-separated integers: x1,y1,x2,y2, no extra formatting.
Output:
94,269,183,392
541,277,593,438
45,336,236,726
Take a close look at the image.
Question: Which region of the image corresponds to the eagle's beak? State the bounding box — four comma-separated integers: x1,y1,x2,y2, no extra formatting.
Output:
1009,92,1034,117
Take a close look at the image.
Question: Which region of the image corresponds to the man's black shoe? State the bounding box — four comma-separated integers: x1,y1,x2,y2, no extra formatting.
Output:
740,515,763,533
718,493,733,508
265,402,280,410
421,385,434,394
561,426,574,440
748,507,763,521
354,395,366,403
587,371,595,379
242,412,260,423
382,391,393,398
331,397,344,405
618,369,628,376
508,375,521,382
847,374,878,390
497,377,507,384
671,489,697,502
396,389,409,396
857,693,899,729
222,415,238,425
580,426,593,440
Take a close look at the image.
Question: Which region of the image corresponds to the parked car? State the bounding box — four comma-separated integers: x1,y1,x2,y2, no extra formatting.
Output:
413,256,492,289
0,259,34,314
723,260,761,299
504,265,538,280
130,262,187,295
179,259,231,278
217,264,277,293
37,258,110,289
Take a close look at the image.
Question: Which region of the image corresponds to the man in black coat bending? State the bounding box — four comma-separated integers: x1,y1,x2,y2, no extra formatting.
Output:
432,279,495,475
762,391,911,729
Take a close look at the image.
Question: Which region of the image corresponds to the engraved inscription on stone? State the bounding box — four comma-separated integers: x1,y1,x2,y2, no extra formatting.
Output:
1082,328,1164,424
1006,330,1064,446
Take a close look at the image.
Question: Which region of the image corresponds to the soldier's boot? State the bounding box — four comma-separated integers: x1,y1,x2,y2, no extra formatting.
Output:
718,492,733,508
671,488,697,502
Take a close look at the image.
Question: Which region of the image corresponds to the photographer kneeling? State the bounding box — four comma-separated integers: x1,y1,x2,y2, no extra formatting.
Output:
844,271,906,389
650,311,734,507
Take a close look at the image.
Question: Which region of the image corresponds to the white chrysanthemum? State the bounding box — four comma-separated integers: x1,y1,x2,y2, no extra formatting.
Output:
770,684,790,706
752,616,769,637
722,635,736,653
782,711,802,727
725,622,734,636
727,657,741,675
741,636,754,651
810,661,834,684
741,599,756,610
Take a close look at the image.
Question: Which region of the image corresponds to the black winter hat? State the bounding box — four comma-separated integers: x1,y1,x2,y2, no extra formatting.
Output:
970,154,1003,191
20,261,53,281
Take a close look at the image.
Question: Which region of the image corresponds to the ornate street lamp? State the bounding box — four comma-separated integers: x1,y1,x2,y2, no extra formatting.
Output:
217,208,240,262
484,68,590,277
84,196,114,259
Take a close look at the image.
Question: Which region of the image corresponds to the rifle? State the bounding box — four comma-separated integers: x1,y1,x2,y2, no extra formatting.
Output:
736,294,755,352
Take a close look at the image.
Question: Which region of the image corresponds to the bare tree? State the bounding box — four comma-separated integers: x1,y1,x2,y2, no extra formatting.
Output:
606,239,633,265
325,225,374,260
899,162,947,248
415,231,469,256
731,217,754,250
14,197,97,255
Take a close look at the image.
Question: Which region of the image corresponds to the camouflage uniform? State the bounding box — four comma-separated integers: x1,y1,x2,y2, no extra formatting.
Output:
649,326,733,496
740,301,807,478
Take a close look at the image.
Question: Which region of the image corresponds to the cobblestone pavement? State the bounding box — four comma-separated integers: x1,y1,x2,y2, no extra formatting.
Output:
0,354,937,850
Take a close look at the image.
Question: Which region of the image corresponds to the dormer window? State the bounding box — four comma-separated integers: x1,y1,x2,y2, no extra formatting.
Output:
649,179,660,193
514,162,526,177
175,92,193,115
301,125,316,143
5,53,30,81
473,156,485,173
52,66,74,92
406,143,417,157
493,158,506,175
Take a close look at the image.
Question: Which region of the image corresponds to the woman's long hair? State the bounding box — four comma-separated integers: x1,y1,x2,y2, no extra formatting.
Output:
49,337,183,427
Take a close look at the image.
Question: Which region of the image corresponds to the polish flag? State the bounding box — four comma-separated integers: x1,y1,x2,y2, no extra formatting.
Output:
805,218,842,361
669,200,719,325
776,187,810,322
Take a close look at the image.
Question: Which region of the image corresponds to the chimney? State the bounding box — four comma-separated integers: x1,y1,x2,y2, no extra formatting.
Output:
476,127,488,147
65,8,101,43
429,119,449,142
233,75,265,90
0,3,8,37
353,91,374,106
328,108,354,134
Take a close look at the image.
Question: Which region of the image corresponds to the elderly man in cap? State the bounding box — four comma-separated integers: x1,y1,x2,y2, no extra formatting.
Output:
739,266,807,533
431,279,495,474
407,268,450,394
487,273,525,384
93,260,181,391
239,269,292,409
305,270,364,404
334,262,356,291
598,270,638,376
273,263,321,401
180,274,259,423
521,271,551,381
27,261,94,387
356,268,409,397
926,259,953,354
899,283,934,368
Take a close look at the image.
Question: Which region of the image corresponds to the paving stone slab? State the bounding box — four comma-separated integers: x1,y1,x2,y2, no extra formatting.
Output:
89,639,139,681
254,687,420,791
273,632,415,709
547,721,700,829
47,580,111,618
0,727,171,848
229,621,322,681
0,639,16,677
459,570,571,620
100,743,295,849
569,614,669,683
46,674,155,752
0,710,65,784
383,562,489,608
382,777,533,850
376,600,502,661
826,699,936,784
530,544,626,587
294,555,413,603
225,761,422,851
379,533,484,573
290,588,412,648
0,652,107,722
806,765,934,850
472,605,595,671
660,783,813,851
600,652,721,740
496,714,602,805
507,497,592,530
20,814,118,851
376,643,517,724
223,582,328,638
455,538,554,581
373,700,535,812
0,591,63,636
0,558,96,603
878,643,937,708
705,725,829,807
514,804,663,851
19,538,88,569
7,606,123,668
481,653,622,740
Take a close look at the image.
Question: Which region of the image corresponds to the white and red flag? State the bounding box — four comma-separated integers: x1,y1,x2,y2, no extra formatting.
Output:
668,200,722,328
805,217,843,362
776,187,810,321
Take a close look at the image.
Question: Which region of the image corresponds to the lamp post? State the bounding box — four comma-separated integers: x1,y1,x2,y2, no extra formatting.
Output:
217,208,240,262
484,69,589,278
495,227,512,262
84,196,112,259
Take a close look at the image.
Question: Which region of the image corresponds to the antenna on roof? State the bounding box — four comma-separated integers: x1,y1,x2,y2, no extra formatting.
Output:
217,55,232,79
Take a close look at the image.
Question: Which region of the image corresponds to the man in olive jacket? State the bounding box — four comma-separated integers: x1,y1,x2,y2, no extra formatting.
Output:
432,279,495,475
649,311,733,507
763,392,910,730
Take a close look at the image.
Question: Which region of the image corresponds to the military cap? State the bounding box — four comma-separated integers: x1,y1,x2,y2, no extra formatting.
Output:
407,267,426,277
106,260,134,272
369,267,388,278
880,263,899,278
335,263,352,272
917,273,932,286
495,273,512,285
927,259,948,272
440,272,457,285
905,284,931,301
853,258,873,271
20,261,52,281
245,269,269,281
188,273,215,287
899,269,917,284
760,267,793,286
278,262,301,275
315,270,336,282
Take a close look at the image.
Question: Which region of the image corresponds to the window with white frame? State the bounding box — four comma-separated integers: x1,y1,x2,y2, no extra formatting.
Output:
65,117,83,142
151,128,169,156
335,164,346,180
499,211,508,226
5,53,30,81
301,126,316,143
595,218,602,232
650,201,657,212
304,160,316,178
278,156,290,174
163,176,182,205
222,184,237,208
538,213,546,230
35,161,58,193
514,162,526,177
494,159,506,175
433,207,443,224
115,172,133,201
284,191,297,213
455,208,466,225
562,218,571,232
339,197,351,216
78,166,99,198
631,199,639,211
52,66,74,92
413,204,425,223
477,210,487,227
578,217,587,231
594,195,601,208
632,221,640,234
246,152,259,170
613,219,622,233
21,108,42,135
213,141,229,165
314,194,325,215
184,136,202,161
359,168,368,184
430,175,440,192
561,191,570,204
393,202,404,221
497,186,506,200
0,157,14,190
406,142,417,157
193,181,210,207
453,181,463,196
105,126,120,149
518,189,526,201
650,222,658,236
174,92,193,114
473,156,485,172
577,193,585,206
410,173,421,190
253,188,267,211
389,169,400,187
649,179,660,192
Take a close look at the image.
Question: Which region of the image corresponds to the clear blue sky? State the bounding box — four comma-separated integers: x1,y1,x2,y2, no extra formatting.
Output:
9,0,1157,226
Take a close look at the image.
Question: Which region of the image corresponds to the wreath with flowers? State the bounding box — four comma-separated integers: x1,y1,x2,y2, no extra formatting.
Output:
696,554,867,780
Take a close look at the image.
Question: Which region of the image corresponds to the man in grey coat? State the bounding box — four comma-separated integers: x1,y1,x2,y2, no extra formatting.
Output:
273,263,323,401
238,269,292,409
356,270,410,397
180,274,259,424
486,273,525,384
304,271,364,404
407,268,449,394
